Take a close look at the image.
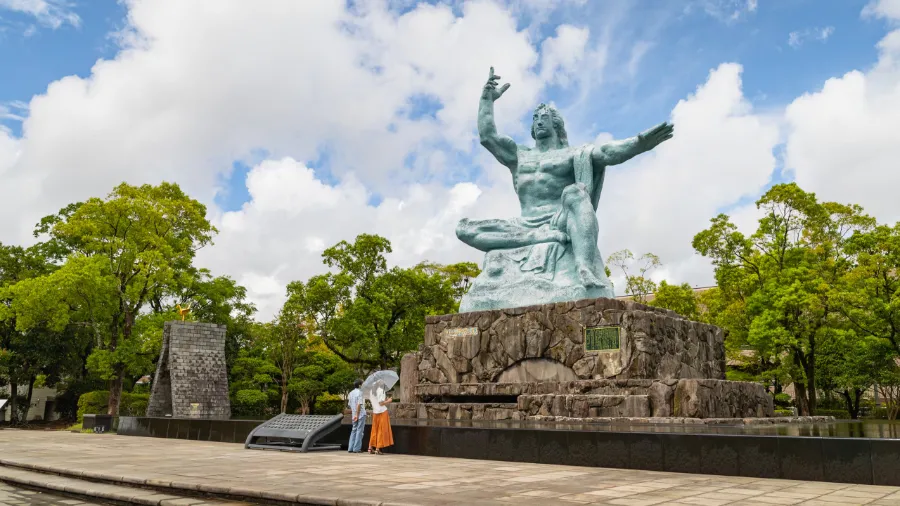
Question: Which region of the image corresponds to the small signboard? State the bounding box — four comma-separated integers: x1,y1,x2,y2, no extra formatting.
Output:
585,326,620,352
189,403,201,417
443,327,479,338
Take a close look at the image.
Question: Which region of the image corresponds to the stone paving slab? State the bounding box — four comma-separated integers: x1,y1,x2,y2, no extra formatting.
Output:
2,430,900,505
0,480,106,506
0,465,249,506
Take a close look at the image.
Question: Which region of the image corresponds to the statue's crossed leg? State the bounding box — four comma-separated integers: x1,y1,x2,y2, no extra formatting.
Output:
456,183,605,288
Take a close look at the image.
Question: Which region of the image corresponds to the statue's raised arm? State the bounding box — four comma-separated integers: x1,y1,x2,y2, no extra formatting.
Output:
592,122,674,167
478,67,518,168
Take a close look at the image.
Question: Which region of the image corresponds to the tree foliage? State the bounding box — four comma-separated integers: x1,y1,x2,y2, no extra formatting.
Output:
648,281,700,320
4,182,216,415
693,183,876,415
286,234,457,370
607,249,661,303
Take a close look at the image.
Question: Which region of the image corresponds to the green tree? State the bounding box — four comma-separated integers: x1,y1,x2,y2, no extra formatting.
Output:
607,249,661,302
287,234,456,370
416,261,481,311
693,183,873,415
817,330,888,418
0,243,88,423
9,182,216,416
648,281,700,320
290,343,355,414
263,307,307,414
841,224,900,357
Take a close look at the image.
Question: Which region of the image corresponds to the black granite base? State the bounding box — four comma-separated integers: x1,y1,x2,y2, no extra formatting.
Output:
117,417,900,486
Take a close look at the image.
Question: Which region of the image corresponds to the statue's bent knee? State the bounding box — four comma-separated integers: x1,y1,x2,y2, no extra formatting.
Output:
456,218,473,242
562,183,590,207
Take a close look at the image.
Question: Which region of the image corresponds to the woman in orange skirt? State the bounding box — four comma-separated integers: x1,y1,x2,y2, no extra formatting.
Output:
367,381,393,454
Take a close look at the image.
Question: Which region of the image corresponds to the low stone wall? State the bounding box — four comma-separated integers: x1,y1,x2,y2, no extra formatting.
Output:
399,379,773,420
419,297,725,385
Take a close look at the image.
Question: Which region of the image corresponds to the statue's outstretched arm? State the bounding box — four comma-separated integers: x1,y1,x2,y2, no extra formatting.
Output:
478,67,517,168
592,122,674,167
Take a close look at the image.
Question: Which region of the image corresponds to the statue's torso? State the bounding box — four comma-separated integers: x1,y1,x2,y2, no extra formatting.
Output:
514,146,577,218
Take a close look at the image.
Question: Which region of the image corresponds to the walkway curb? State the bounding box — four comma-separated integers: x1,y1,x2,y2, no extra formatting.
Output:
0,458,412,506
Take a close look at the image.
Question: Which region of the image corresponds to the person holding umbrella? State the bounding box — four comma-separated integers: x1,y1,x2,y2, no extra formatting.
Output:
362,371,398,455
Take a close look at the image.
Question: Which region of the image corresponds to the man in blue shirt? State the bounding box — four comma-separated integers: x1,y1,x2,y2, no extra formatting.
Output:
347,379,366,453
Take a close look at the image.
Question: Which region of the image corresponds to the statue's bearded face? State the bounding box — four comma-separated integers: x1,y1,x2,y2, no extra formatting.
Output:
532,109,553,140
530,104,568,146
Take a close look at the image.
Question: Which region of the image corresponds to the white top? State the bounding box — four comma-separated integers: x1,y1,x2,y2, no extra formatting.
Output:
369,387,387,414
347,388,365,417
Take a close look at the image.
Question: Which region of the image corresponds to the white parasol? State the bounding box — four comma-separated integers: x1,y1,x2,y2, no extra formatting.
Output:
361,370,399,396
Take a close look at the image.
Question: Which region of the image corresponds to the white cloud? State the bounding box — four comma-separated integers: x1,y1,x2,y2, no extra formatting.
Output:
626,41,654,79
863,0,900,22
788,26,835,48
0,0,79,28
0,0,573,318
595,63,780,291
539,25,591,86
695,0,758,23
0,0,551,244
784,11,900,222
197,157,518,318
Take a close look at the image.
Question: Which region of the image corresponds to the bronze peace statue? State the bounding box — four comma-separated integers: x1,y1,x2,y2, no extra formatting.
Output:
456,67,674,312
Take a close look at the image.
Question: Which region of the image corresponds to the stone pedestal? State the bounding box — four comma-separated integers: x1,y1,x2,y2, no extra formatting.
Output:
398,296,773,422
146,321,231,419
420,297,725,384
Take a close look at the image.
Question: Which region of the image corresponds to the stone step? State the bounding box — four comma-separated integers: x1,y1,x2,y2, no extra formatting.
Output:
0,460,264,506
518,394,652,418
414,380,662,400
0,464,250,505
391,402,521,421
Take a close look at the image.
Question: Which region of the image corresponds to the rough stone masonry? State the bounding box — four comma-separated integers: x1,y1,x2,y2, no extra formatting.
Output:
146,321,231,419
396,296,774,421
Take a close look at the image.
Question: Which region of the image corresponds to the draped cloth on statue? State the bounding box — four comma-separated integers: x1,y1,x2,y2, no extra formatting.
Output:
497,144,599,280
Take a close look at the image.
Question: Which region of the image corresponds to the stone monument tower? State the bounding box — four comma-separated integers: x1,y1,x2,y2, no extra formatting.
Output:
146,321,231,419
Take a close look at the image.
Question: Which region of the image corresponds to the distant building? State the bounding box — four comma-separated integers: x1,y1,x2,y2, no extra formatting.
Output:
0,385,61,422
615,285,716,303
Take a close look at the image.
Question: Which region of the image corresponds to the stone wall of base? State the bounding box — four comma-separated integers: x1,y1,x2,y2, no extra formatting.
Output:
408,379,773,419
420,297,725,385
394,379,773,420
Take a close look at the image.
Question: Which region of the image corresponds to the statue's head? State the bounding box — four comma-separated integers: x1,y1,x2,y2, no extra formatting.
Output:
530,103,568,147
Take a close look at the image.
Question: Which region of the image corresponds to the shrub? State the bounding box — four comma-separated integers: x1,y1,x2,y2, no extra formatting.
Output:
313,393,345,415
120,393,150,416
774,393,793,409
76,390,109,422
232,390,269,418
864,407,890,420
774,409,794,417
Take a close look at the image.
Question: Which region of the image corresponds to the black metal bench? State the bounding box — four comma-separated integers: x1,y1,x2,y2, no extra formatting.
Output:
244,414,344,452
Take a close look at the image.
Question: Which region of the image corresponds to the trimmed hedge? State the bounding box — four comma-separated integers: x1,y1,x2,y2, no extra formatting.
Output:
76,391,150,421
77,390,109,422
232,389,269,418
314,393,345,415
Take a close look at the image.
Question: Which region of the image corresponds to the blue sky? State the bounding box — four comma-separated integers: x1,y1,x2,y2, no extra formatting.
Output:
0,0,890,210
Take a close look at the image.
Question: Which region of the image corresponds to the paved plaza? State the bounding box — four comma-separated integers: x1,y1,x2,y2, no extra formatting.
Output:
2,430,900,505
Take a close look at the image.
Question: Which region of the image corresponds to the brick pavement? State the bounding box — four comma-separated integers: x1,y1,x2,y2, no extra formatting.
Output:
2,430,900,505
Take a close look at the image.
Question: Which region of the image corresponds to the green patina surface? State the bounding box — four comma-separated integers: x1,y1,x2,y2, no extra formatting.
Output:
458,67,674,312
